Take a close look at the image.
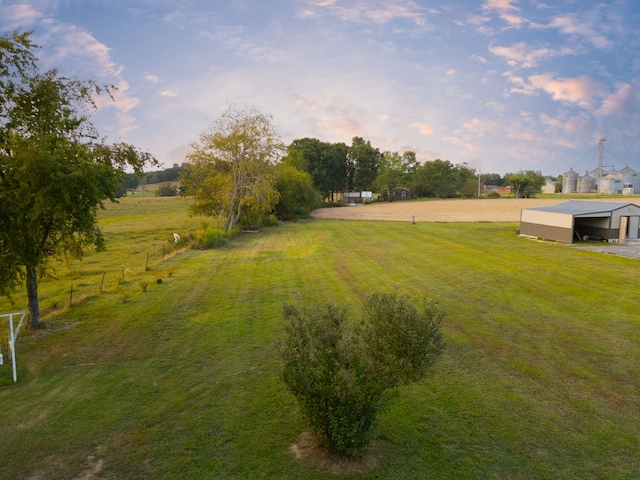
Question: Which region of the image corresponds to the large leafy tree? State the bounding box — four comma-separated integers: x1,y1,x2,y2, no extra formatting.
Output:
374,150,418,197
349,136,382,191
412,159,478,198
412,159,458,198
0,31,155,328
505,170,545,198
272,163,317,220
182,105,284,231
286,138,348,201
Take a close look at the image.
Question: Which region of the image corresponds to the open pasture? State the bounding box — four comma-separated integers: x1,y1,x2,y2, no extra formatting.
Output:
0,197,639,479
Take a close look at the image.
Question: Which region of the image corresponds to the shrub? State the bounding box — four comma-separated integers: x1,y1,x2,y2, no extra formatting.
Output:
187,223,232,249
155,183,178,197
486,191,501,199
277,290,446,456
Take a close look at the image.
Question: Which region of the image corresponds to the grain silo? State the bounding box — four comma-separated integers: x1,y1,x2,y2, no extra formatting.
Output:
620,166,640,194
577,172,595,193
562,169,578,193
598,172,622,194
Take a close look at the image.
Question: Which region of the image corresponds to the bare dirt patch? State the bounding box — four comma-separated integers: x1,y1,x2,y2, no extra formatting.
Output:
289,431,391,475
310,198,628,223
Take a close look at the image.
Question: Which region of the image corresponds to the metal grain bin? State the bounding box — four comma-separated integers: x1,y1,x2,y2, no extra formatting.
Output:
577,172,595,193
562,169,578,194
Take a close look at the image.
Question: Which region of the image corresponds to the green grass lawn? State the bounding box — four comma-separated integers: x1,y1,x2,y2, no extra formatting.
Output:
1,197,639,479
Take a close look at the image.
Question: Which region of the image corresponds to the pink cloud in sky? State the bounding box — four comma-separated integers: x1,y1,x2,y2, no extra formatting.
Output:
409,122,434,135
547,14,613,49
483,0,520,12
528,73,605,109
301,0,428,26
597,81,640,117
0,4,43,28
490,42,575,68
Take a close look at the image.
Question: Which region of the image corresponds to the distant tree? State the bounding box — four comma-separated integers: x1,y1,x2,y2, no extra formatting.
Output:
0,31,155,328
273,163,317,220
555,175,563,193
455,162,477,195
460,177,480,198
482,173,503,187
374,150,418,197
182,105,284,231
412,159,457,198
278,290,446,456
143,165,184,185
505,170,545,198
115,173,139,197
349,137,382,191
155,183,178,197
287,138,348,201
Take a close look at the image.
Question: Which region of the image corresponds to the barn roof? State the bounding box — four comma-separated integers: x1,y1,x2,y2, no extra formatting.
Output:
524,200,638,216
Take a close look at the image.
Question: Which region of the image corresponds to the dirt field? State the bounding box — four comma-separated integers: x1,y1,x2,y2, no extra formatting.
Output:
310,198,629,223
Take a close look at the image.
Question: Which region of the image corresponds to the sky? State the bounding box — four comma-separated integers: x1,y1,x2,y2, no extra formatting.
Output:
1,0,640,176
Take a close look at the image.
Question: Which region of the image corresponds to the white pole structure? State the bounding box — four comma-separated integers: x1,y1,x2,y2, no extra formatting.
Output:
2,312,26,383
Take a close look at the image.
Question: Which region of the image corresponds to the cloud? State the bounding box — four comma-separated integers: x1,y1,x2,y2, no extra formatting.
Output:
199,25,288,63
595,80,640,139
160,90,178,98
504,71,606,109
162,10,209,29
5,6,142,139
485,100,505,111
469,54,487,63
295,9,317,19
482,0,520,12
490,42,576,68
442,136,464,145
459,117,500,137
539,111,593,148
498,13,529,28
466,15,490,26
293,93,323,111
300,0,429,26
0,4,43,29
527,73,606,109
409,122,434,135
376,113,389,121
504,71,538,96
145,75,160,84
546,14,613,49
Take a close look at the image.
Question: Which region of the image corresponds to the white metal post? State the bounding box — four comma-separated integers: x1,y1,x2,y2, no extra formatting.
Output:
3,312,25,383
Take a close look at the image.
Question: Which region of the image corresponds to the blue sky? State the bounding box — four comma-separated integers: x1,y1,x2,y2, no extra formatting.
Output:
2,0,639,176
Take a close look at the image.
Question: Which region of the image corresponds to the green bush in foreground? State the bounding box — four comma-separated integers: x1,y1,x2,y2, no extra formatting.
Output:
278,291,446,456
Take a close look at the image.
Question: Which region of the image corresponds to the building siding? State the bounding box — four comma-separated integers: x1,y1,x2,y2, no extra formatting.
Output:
519,222,574,243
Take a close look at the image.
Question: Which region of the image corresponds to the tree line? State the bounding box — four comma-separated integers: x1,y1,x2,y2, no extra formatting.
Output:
180,105,547,231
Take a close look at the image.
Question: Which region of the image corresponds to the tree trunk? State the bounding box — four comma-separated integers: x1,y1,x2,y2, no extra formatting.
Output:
226,203,242,231
26,266,40,328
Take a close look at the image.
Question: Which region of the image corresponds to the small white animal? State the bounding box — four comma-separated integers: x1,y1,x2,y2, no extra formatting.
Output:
173,232,181,245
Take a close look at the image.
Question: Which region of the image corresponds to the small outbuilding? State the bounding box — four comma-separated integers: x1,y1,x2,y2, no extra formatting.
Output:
520,200,640,244
393,187,410,201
